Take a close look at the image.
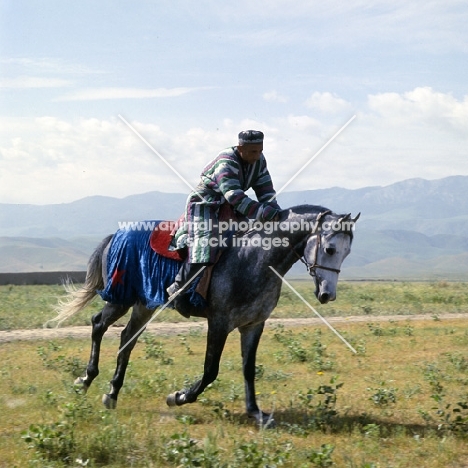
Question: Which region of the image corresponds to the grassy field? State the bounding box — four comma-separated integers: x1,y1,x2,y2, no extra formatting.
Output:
1,282,468,467
2,318,468,466
1,281,468,330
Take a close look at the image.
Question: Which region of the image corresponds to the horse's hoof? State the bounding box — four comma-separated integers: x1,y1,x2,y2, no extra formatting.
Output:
74,377,89,393
167,391,185,407
102,394,117,409
249,411,276,429
261,416,276,429
166,391,179,407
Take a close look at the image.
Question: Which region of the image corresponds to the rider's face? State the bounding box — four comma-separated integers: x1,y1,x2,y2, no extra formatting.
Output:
237,143,263,164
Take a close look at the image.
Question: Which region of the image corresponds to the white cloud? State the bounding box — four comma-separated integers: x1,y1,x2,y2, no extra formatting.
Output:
55,86,210,101
0,76,72,89
0,116,278,203
286,115,322,132
0,57,104,75
0,117,168,203
0,117,236,204
305,92,352,114
319,87,468,189
368,87,468,137
263,90,288,103
2,85,468,205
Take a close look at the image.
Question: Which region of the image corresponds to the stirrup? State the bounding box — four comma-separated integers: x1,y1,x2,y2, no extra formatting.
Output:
166,283,180,302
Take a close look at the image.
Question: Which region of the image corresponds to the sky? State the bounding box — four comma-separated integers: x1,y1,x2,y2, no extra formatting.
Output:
1,0,468,205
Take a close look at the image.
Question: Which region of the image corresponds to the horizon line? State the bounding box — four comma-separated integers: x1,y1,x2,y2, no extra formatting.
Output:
1,174,464,206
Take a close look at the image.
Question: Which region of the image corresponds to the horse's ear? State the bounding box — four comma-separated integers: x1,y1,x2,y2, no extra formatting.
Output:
338,213,351,223
352,213,361,223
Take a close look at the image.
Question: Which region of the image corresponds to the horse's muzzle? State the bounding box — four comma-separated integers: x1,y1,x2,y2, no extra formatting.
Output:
317,280,336,304
318,292,331,304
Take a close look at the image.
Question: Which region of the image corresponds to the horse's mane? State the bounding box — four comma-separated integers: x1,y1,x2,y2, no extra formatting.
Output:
237,204,331,239
280,204,330,218
235,204,355,241
279,204,354,239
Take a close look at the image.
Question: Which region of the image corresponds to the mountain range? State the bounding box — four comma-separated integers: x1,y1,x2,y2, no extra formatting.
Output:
1,175,468,280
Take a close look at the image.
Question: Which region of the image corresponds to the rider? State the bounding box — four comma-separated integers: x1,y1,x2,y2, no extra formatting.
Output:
167,129,282,300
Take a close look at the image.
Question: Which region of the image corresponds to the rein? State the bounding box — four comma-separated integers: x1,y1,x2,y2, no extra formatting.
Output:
291,210,342,277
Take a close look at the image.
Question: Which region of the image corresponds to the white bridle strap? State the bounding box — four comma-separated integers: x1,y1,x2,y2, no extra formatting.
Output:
291,210,342,276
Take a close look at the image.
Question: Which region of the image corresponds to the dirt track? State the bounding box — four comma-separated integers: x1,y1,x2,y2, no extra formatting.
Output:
1,313,467,344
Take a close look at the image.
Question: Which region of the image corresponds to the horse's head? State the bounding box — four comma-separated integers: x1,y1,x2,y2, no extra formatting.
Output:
301,211,360,304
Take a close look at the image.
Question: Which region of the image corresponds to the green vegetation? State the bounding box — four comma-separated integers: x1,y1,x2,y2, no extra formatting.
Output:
2,319,468,466
1,282,468,465
274,280,468,319
1,281,467,330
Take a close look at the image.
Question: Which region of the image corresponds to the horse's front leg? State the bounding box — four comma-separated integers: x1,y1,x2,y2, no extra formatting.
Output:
75,303,129,393
167,320,229,406
239,322,275,428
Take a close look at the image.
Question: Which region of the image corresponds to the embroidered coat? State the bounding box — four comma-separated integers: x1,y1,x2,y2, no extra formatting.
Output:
174,146,281,263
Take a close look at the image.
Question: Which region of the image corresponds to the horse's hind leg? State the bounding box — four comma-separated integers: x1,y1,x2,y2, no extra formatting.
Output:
239,322,275,428
75,303,129,392
102,302,153,409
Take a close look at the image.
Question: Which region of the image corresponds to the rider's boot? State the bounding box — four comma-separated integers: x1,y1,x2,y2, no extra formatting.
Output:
167,262,209,303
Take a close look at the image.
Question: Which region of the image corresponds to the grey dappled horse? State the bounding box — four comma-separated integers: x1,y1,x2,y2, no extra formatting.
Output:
52,205,359,427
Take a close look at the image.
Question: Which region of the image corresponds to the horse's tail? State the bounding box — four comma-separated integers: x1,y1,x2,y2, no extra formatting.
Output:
46,234,113,328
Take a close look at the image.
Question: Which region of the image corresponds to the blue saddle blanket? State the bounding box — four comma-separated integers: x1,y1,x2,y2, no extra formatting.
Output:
98,222,181,309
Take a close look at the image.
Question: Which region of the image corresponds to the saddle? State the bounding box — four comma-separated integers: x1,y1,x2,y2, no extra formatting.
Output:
149,220,186,262
149,220,214,300
149,204,240,301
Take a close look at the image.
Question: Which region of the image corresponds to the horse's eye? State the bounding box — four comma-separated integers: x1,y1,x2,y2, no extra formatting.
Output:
325,247,336,255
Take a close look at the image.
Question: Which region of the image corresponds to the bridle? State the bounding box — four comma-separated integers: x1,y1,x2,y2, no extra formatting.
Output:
291,210,342,277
